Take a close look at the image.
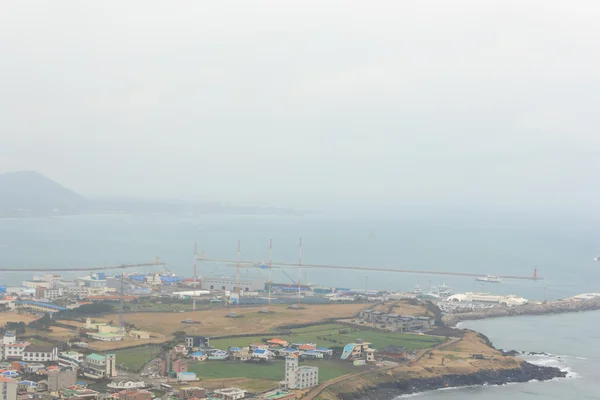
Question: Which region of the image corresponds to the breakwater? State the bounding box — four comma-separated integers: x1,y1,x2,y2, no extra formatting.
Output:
442,296,600,326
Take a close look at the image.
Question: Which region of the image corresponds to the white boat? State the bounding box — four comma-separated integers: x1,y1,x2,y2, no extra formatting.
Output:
423,283,453,299
476,275,502,283
410,285,422,295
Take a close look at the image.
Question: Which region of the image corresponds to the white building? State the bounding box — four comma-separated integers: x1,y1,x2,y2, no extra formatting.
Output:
64,286,89,297
202,276,265,292
58,351,85,368
22,280,51,289
83,353,117,379
2,333,30,360
22,345,58,362
447,292,528,306
0,376,17,400
212,388,247,400
284,356,318,390
44,288,64,301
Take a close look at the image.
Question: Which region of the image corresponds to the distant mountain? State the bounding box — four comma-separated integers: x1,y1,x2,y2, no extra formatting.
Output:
0,171,303,217
0,171,91,217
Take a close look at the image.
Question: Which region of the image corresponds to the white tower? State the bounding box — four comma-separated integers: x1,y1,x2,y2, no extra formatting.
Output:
285,355,298,389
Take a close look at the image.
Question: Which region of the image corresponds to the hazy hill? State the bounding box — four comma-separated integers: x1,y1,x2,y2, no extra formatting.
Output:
0,171,302,217
0,171,91,217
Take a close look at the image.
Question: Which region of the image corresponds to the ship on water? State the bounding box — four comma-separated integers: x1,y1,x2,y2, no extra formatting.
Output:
476,275,502,283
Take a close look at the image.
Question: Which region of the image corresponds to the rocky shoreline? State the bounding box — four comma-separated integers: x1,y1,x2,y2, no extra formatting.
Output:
337,362,567,400
442,296,600,326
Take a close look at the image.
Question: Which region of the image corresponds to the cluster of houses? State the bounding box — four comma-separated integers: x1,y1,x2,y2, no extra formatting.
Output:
0,330,119,400
184,336,333,363
358,309,434,332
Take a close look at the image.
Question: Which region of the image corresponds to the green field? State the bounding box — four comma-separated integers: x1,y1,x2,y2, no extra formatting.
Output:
187,359,354,382
115,345,162,371
208,324,443,351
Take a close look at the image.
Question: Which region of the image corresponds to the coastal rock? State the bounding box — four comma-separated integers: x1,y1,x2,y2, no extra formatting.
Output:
337,362,566,400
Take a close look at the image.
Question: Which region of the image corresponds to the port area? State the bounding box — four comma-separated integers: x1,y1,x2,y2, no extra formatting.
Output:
1,296,532,400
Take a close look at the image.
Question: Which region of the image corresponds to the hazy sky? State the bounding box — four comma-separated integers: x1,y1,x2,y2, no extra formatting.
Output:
1,1,599,213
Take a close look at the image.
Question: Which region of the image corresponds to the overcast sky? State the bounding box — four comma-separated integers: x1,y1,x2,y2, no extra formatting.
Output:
1,1,599,214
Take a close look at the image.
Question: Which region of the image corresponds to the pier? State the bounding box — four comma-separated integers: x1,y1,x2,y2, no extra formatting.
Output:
0,262,167,272
198,257,542,280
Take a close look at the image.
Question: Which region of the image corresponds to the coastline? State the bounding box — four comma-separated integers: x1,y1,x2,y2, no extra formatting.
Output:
333,362,567,400
442,296,600,326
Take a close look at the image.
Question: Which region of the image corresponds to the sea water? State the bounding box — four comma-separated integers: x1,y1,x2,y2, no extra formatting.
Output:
1,212,599,398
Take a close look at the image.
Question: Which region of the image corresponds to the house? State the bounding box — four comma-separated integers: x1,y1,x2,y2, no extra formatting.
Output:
61,386,100,400
207,350,228,360
48,367,77,392
0,376,18,400
173,345,188,355
251,349,274,361
22,345,58,362
190,352,207,361
17,380,38,394
314,348,333,358
128,331,150,340
59,351,85,368
83,354,117,379
278,348,299,358
340,341,372,360
266,338,288,347
212,387,247,400
181,387,207,399
23,363,45,373
0,371,19,380
299,350,323,359
118,389,152,400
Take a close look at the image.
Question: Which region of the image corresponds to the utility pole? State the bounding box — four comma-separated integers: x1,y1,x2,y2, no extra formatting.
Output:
193,242,197,311
119,272,125,332
268,239,273,313
297,237,302,309
236,240,241,312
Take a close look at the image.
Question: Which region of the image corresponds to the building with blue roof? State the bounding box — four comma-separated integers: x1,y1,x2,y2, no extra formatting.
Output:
17,301,67,313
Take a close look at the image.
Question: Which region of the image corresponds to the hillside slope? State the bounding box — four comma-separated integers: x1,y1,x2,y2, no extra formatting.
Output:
0,171,90,216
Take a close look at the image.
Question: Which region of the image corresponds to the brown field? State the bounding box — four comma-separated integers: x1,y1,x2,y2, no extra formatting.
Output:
372,300,433,317
0,312,40,326
86,334,168,351
102,303,367,337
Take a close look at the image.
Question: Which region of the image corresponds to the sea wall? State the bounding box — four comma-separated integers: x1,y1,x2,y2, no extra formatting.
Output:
337,362,566,400
442,296,600,326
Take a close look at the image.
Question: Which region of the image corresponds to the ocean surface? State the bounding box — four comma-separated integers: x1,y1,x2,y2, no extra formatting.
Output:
1,212,599,398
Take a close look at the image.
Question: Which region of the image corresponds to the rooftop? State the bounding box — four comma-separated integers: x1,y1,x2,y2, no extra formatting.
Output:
86,353,106,362
25,345,56,353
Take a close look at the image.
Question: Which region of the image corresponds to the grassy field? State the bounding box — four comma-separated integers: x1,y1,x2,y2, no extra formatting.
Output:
208,324,444,351
187,359,355,383
115,345,162,371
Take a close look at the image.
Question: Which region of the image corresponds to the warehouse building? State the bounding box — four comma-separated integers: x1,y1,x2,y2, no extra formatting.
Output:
202,276,266,292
